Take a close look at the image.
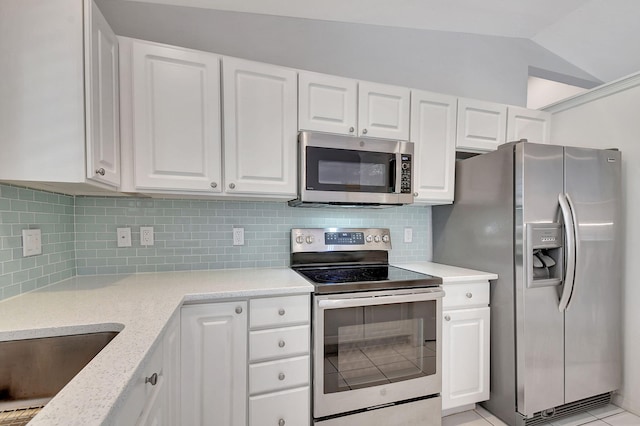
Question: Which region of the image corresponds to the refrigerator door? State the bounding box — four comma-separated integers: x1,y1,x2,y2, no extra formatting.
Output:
563,147,622,403
515,143,565,416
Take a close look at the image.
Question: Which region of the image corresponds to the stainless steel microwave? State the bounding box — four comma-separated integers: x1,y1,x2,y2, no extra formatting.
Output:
288,131,414,207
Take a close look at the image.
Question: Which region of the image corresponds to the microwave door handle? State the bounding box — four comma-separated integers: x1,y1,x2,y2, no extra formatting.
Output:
391,153,400,193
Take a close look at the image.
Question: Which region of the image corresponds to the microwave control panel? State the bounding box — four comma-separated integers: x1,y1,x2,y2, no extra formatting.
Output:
400,155,412,193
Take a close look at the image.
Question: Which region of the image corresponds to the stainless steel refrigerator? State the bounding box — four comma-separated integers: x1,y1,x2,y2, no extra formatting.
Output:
433,141,622,426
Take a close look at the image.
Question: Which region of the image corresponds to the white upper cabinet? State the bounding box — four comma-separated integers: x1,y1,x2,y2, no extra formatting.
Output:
507,106,551,144
410,90,457,204
222,57,297,196
456,98,507,152
0,0,120,193
298,72,410,140
298,72,358,135
126,38,222,193
358,81,411,140
85,1,120,187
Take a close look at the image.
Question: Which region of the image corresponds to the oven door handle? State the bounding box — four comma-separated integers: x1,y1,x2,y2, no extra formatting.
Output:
317,289,445,309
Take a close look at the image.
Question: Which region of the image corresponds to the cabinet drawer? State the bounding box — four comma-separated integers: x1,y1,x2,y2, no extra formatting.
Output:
249,325,310,362
443,281,489,309
249,386,310,426
250,295,310,329
250,355,309,395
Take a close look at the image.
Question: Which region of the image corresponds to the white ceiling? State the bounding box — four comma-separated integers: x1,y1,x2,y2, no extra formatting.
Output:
123,0,640,82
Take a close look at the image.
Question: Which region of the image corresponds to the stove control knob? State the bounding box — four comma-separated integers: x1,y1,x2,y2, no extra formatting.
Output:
306,235,314,244
374,235,381,243
295,235,304,244
366,235,373,243
382,234,390,243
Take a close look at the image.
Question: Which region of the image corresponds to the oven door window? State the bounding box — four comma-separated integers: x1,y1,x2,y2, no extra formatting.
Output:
322,300,437,394
306,146,395,193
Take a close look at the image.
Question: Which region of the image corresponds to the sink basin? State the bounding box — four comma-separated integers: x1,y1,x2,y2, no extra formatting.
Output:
0,331,119,424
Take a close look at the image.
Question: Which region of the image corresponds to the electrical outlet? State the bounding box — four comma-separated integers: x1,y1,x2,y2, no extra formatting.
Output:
140,226,154,246
117,227,132,247
22,229,42,257
233,227,245,246
404,227,413,243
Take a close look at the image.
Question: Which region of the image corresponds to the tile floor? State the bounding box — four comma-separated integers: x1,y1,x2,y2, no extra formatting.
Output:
443,404,640,426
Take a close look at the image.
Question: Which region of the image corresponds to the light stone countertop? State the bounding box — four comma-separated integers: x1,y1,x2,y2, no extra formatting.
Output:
0,268,313,426
393,261,498,283
0,262,495,425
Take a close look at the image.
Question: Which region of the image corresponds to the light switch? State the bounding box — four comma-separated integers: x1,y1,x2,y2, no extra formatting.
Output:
117,227,132,247
22,229,42,257
404,227,413,243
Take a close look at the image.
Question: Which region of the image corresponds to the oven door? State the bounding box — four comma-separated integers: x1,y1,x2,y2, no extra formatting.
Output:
313,287,443,419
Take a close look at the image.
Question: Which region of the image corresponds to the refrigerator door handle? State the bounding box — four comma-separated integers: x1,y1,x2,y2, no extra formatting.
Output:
558,193,577,311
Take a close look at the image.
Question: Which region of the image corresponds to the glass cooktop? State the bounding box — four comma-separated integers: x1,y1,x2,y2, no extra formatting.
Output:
293,264,441,294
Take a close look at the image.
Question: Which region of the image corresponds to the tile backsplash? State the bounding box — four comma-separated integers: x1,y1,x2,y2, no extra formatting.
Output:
1,183,432,300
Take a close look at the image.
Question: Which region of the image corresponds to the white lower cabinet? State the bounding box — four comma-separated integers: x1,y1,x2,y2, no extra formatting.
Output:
442,281,490,412
114,313,180,425
179,294,310,426
181,301,248,426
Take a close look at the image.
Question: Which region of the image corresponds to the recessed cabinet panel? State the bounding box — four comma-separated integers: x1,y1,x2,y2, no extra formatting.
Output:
223,57,297,195
410,90,456,204
457,98,507,152
442,306,490,410
507,106,551,144
131,40,222,192
86,1,120,187
358,81,410,140
299,72,357,135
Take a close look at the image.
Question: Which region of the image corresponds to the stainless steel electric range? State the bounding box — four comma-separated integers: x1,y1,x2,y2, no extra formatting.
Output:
291,228,444,425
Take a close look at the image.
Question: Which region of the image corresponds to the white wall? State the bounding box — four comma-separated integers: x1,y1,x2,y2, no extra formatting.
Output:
547,77,640,415
95,0,601,107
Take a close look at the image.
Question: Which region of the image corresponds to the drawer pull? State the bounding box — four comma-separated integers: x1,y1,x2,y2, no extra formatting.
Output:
466,292,473,298
235,306,243,314
444,315,451,321
279,419,285,426
278,308,286,316
145,372,158,386
278,340,286,348
278,372,285,381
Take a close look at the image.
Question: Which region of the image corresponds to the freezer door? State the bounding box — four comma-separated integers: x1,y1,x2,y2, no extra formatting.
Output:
515,143,565,416
563,147,622,403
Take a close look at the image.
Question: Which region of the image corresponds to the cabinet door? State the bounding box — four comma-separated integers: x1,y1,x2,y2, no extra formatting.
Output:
410,90,457,204
298,71,357,135
131,40,222,192
442,307,490,410
85,0,120,187
507,106,551,144
456,98,507,152
222,57,297,196
162,314,180,425
358,81,411,140
181,302,247,426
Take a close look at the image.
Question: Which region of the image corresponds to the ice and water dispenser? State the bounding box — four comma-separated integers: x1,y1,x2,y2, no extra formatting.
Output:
526,223,563,288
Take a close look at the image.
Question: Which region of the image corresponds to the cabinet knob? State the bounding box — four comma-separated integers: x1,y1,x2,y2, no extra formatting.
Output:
210,182,218,189
145,372,158,386
278,308,285,316
348,126,355,133
278,373,285,381
278,340,286,348
414,192,418,197
95,168,106,176
235,306,243,314
444,315,451,321
279,419,285,426
362,128,368,134
229,183,236,189
466,292,473,298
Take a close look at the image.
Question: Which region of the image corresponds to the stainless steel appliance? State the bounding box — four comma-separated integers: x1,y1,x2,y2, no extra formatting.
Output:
288,131,414,207
291,228,444,425
433,142,622,426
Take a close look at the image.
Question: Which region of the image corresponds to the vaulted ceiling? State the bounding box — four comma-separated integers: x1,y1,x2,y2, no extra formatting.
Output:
123,0,640,83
